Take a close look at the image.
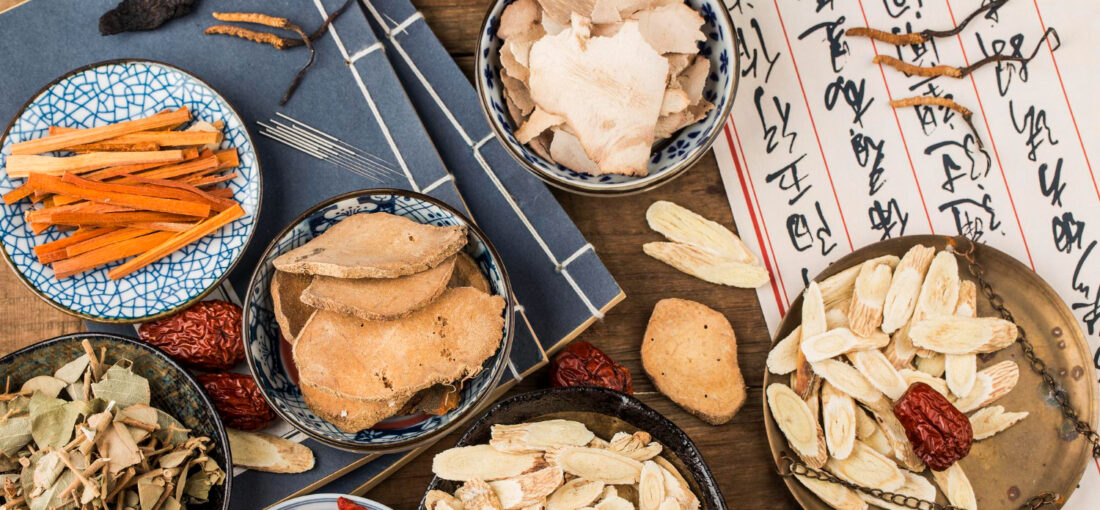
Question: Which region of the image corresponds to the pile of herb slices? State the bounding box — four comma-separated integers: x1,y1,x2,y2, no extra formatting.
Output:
0,340,225,510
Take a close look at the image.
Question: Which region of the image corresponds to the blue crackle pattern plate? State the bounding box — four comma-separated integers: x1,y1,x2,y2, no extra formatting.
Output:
0,60,261,323
244,190,515,452
269,494,391,510
475,0,739,194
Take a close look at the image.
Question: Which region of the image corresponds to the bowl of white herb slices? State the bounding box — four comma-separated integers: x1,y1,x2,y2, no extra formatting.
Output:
0,333,231,510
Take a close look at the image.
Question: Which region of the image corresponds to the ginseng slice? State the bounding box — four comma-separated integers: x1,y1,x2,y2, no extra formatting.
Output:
909,316,1017,354
825,441,905,491
766,383,827,468
881,245,934,334
847,261,893,337
932,463,977,510
845,349,908,400
969,405,1028,440
945,353,977,398
821,382,857,460
801,328,889,363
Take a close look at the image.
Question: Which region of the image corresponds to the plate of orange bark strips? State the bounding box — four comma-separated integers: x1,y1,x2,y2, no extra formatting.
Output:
0,60,260,323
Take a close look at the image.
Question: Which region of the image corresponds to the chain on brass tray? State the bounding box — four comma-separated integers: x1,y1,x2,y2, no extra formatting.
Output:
776,236,1098,510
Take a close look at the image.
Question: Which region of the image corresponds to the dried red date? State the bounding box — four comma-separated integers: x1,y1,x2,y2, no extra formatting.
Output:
550,341,633,395
139,300,244,371
198,373,277,431
893,382,973,471
337,498,368,510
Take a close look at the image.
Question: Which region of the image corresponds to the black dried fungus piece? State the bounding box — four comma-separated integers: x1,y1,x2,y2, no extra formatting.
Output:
100,0,199,36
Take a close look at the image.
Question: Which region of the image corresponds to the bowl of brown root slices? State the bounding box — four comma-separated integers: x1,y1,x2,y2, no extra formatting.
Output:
243,189,515,452
762,235,1098,510
475,0,738,195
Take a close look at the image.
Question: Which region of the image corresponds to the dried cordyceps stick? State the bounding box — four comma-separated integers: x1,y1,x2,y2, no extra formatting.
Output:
205,25,298,50
890,96,983,148
873,27,1060,80
207,11,314,105
847,0,1010,45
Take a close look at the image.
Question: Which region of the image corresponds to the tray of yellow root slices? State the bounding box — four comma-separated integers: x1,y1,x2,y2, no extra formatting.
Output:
762,236,1097,509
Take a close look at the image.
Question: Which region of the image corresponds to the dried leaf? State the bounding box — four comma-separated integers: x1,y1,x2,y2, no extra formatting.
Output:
90,363,150,409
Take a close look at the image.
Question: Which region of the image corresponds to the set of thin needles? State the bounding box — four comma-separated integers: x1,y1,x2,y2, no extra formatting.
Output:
257,113,403,183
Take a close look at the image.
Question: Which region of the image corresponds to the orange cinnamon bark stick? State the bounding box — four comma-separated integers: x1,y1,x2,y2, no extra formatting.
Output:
11,108,190,155
34,227,117,263
120,174,237,212
53,231,175,279
2,184,34,205
69,142,161,153
27,174,210,217
64,228,154,258
108,205,244,280
6,151,187,178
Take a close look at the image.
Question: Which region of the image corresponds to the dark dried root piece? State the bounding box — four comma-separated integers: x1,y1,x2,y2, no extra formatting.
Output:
204,25,298,50
891,96,983,148
847,0,1010,45
874,27,1059,80
874,55,963,78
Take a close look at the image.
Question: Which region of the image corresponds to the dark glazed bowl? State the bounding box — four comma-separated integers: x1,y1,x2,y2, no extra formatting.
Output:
422,386,726,509
0,333,232,510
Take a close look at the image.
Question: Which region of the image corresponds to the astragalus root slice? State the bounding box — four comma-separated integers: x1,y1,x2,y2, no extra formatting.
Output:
819,255,900,311
954,360,1019,413
528,19,668,175
795,474,867,510
631,3,705,53
767,384,828,468
800,328,889,363
547,478,605,510
810,359,884,405
872,410,925,472
912,251,960,322
489,466,565,509
821,382,857,460
880,245,935,334
825,308,850,330
645,201,759,265
491,419,595,453
767,326,801,375
913,352,945,377
955,279,978,318
909,316,1017,354
845,349,907,400
883,324,917,369
425,490,466,510
969,405,1028,440
433,445,546,481
594,487,634,510
794,282,828,396
643,242,769,287
825,441,905,491
898,369,951,399
607,431,662,461
847,261,893,337
859,470,936,510
945,353,977,398
931,463,977,510
548,446,642,484
653,456,701,510
457,478,506,510
637,461,666,510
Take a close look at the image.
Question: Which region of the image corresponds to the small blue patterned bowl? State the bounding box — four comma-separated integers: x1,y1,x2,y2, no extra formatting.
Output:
243,189,515,453
269,494,391,510
475,0,739,195
0,60,261,323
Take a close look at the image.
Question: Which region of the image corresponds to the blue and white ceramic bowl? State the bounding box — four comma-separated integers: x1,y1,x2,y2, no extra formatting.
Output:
269,494,391,510
475,0,739,195
244,189,515,453
0,60,261,323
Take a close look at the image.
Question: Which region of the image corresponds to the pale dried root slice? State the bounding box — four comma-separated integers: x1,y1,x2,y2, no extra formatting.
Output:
606,431,662,461
883,323,917,369
847,261,893,337
795,474,867,510
945,353,977,398
821,382,857,460
854,408,877,440
767,326,801,375
547,447,642,484
657,498,680,510
457,478,506,510
547,478,605,510
914,352,945,377
881,245,935,333
859,470,936,510
931,463,977,510
637,461,666,510
955,280,978,318
860,423,893,458
845,349,908,400
825,440,905,491
911,250,960,322
825,308,850,330
653,456,701,510
594,486,633,510
909,316,1017,354
872,410,925,472
969,405,1028,440
766,384,827,468
433,445,546,481
794,281,828,397
810,359,884,405
898,369,951,399
491,419,595,453
801,328,889,363
516,107,565,143
643,242,769,288
954,360,1019,413
819,255,900,310
227,429,315,474
645,201,759,265
425,490,465,510
489,466,565,509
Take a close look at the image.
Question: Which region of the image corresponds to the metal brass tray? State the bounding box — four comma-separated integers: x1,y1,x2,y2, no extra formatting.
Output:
762,235,1098,508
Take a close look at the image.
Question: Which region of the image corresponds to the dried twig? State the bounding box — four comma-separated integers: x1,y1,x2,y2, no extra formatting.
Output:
890,96,983,148
848,0,1010,45
873,28,1060,79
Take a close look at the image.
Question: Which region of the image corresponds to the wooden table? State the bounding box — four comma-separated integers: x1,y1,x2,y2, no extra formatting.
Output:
0,0,797,507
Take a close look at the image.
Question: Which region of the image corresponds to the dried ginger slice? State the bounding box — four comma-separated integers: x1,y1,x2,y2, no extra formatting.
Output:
643,242,769,288
654,100,713,139
528,18,668,176
490,419,595,453
489,466,565,509
645,200,759,264
766,384,827,468
880,245,934,334
931,463,977,510
820,382,856,460
795,474,867,510
675,55,709,104
825,440,905,491
660,88,691,115
630,3,705,54
535,0,596,25
766,325,801,375
909,316,1016,354
969,405,1028,440
846,261,893,337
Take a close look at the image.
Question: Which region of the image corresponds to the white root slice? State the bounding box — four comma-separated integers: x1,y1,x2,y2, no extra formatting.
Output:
767,326,801,375
883,322,917,369
794,281,828,397
955,279,978,318
860,425,893,458
819,255,900,311
795,474,867,510
954,360,1019,413
800,328,889,363
969,405,1029,440
932,463,977,510
845,349,908,400
825,308,850,330
666,53,693,79
637,461,666,510
491,419,595,453
535,0,596,25
675,55,709,104
500,41,530,83
490,466,565,509
425,490,465,510
644,200,759,264
880,245,935,333
945,353,977,398
643,242,769,288
859,470,936,510
847,261,893,337
909,316,1017,354
516,107,565,143
549,128,601,175
653,457,700,510
660,88,691,115
766,384,827,468
546,478,605,510
911,251,960,322
898,369,951,399
606,431,662,461
528,19,668,176
821,382,857,460
854,408,877,440
913,352,945,377
457,478,506,510
547,447,642,484
871,410,925,472
630,3,705,54
825,441,905,491
502,74,536,117
433,445,545,481
810,359,884,405
499,0,542,40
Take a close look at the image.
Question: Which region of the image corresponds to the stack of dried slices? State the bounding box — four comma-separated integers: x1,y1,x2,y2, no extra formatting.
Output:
426,419,700,510
497,0,713,176
766,245,1028,510
269,212,506,433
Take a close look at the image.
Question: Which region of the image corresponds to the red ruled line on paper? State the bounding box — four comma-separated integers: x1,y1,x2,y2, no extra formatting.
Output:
855,0,936,235
944,0,1036,271
726,122,790,315
771,0,855,252
1031,0,1100,204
